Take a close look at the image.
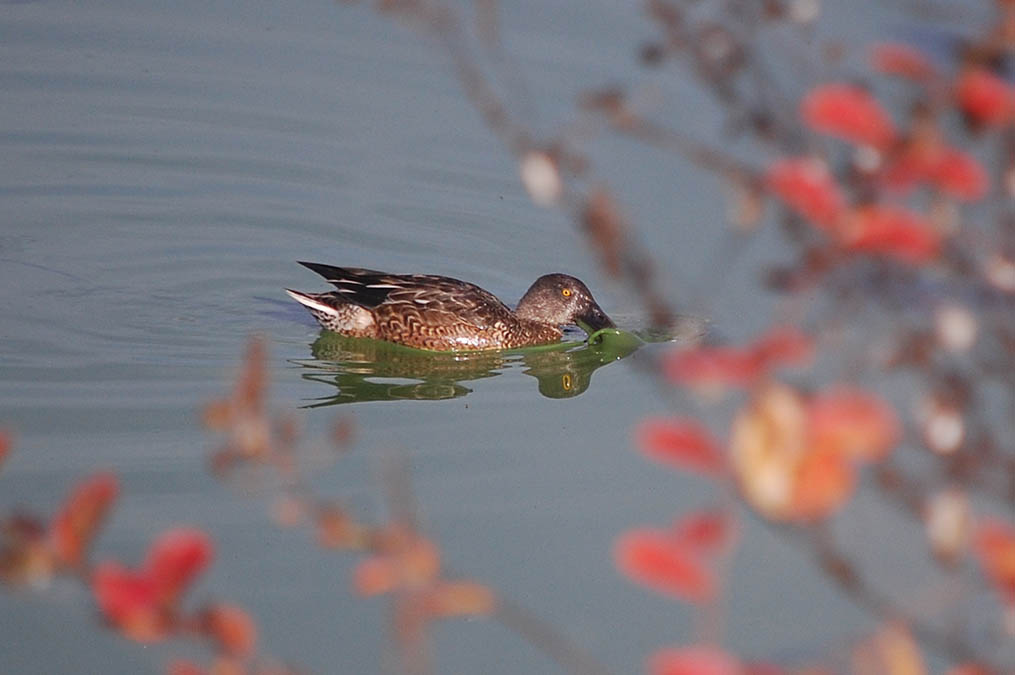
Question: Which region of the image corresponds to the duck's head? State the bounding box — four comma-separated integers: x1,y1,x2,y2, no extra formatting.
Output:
515,273,615,334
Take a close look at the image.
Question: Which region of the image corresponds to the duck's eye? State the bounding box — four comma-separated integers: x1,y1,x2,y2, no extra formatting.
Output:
561,288,572,297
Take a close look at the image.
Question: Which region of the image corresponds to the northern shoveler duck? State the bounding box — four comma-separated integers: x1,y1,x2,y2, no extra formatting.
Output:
286,261,615,351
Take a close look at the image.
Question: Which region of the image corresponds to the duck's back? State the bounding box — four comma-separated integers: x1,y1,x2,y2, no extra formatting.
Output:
299,263,561,350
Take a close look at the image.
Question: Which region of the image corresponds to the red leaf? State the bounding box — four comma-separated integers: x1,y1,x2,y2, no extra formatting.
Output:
955,68,1013,127
801,83,897,148
671,510,736,555
844,205,941,264
665,346,763,390
649,646,741,675
930,148,989,201
144,528,214,604
750,327,814,370
352,556,398,596
0,430,10,471
636,418,725,476
92,561,167,642
614,529,715,603
870,43,936,81
167,661,207,675
200,603,258,657
49,472,119,569
766,157,845,228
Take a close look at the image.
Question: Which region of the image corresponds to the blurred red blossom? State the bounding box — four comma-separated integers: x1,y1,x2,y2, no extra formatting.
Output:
352,532,441,597
731,382,899,522
93,528,214,641
670,510,738,556
766,157,845,228
49,472,119,570
974,518,1015,604
807,386,900,462
930,148,990,201
841,205,941,264
955,67,1013,127
614,527,716,604
636,418,725,476
199,603,258,657
801,83,897,148
648,645,742,675
1,466,119,587
851,622,926,675
664,327,813,392
869,42,936,81
882,145,989,202
0,430,10,471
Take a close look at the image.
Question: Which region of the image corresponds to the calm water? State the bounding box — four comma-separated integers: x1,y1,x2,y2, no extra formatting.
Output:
0,1,932,673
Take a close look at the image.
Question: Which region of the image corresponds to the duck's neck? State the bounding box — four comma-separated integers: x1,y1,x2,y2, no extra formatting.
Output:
514,289,544,324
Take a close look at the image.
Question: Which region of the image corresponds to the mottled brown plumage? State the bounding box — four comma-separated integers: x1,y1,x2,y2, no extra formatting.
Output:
286,262,614,351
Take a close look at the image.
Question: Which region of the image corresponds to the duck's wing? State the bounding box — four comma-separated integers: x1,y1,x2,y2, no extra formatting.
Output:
297,262,511,322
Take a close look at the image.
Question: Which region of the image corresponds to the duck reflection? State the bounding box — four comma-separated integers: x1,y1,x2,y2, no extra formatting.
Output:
294,328,646,406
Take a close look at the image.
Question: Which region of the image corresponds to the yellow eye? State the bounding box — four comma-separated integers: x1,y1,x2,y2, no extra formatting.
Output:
561,288,572,297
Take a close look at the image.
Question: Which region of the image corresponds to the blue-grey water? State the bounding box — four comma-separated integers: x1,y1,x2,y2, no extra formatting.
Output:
0,1,959,673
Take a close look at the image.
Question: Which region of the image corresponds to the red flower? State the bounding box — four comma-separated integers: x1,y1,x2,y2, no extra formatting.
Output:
751,327,814,369
635,418,725,476
649,646,742,675
144,528,214,605
808,387,900,462
614,529,716,603
0,430,10,471
93,562,167,641
881,145,989,202
664,327,813,391
974,518,1015,603
870,43,936,81
843,205,941,264
92,528,214,641
801,83,897,148
199,603,258,657
671,510,737,555
766,157,845,228
955,68,1013,127
930,148,989,201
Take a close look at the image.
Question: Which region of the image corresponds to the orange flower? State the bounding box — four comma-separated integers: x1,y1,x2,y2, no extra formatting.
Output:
635,418,725,476
731,383,899,522
801,83,897,148
766,157,845,228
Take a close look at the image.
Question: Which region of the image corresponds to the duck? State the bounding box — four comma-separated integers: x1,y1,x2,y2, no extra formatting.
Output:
286,261,615,351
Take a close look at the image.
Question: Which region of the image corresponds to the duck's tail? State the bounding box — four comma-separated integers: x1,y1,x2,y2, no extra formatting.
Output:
285,288,340,318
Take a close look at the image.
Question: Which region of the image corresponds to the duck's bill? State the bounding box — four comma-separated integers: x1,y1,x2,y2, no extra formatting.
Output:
576,304,615,333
